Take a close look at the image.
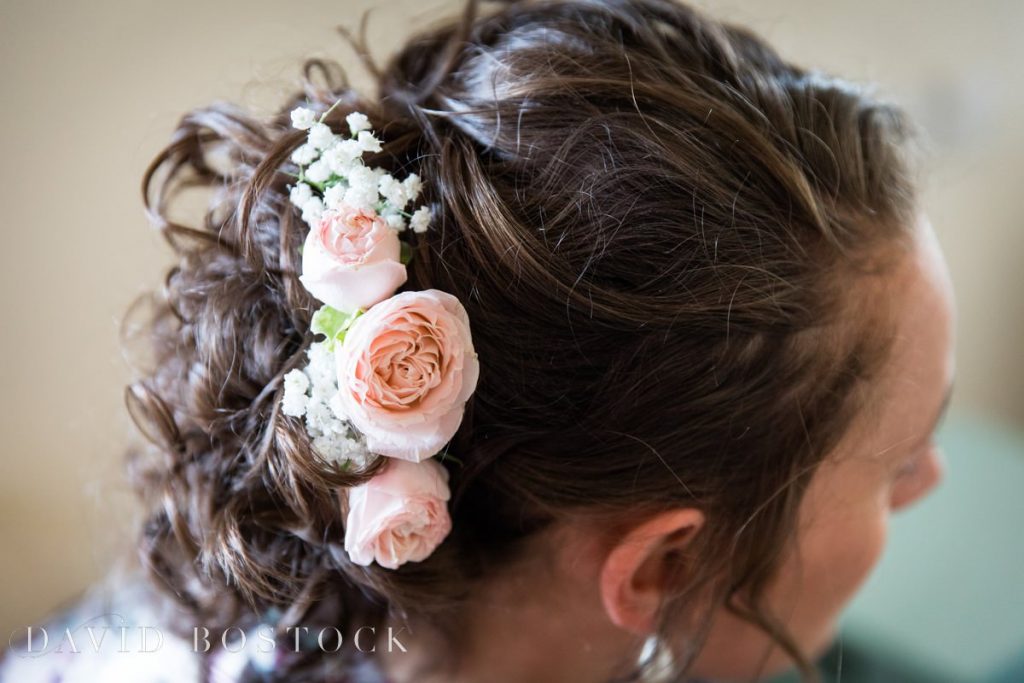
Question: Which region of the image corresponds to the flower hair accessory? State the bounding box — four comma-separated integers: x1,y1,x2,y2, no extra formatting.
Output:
280,101,480,569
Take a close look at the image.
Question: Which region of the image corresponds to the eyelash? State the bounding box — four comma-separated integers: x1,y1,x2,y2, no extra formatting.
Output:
896,442,932,479
896,458,919,479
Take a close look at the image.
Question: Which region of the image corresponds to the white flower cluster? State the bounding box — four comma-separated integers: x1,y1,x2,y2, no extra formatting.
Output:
281,341,371,469
286,105,432,234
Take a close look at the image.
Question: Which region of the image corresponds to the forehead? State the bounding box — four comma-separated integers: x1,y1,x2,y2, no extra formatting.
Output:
841,213,956,459
886,213,956,388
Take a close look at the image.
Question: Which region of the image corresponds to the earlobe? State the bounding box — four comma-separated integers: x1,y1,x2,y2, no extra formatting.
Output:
599,508,705,634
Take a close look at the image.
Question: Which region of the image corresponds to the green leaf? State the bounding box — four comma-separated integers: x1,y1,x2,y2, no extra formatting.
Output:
399,240,413,265
310,304,363,352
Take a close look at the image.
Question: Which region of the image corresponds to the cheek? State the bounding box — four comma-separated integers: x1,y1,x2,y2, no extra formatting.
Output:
794,499,889,627
689,491,890,680
795,456,891,598
749,461,893,666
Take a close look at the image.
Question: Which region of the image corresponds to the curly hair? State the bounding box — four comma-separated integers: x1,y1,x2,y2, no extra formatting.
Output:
123,0,923,680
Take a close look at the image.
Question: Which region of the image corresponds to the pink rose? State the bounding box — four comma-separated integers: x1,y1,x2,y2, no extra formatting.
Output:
344,458,452,569
298,203,408,313
330,289,480,462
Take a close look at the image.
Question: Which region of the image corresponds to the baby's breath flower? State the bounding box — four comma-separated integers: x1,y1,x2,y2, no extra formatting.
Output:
346,112,371,136
306,341,335,385
378,174,408,209
301,196,325,227
322,139,363,175
384,212,408,232
402,173,423,203
289,182,313,209
309,381,335,407
305,400,337,435
290,107,317,130
343,186,377,212
342,165,380,211
304,158,332,184
280,340,372,468
282,369,311,417
308,122,338,151
347,165,378,192
313,429,371,469
290,142,318,166
410,205,432,233
323,182,347,211
356,130,383,153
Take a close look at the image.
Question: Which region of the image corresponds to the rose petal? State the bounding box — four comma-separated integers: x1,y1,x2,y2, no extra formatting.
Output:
298,205,407,312
335,289,480,462
344,459,452,568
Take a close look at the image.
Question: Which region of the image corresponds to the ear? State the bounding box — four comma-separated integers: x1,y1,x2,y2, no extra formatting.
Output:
599,508,705,634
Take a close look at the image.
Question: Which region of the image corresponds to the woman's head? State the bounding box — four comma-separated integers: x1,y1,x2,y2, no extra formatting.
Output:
685,210,954,679
126,0,948,681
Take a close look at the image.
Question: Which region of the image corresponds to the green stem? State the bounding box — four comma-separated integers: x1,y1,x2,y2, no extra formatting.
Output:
319,98,342,123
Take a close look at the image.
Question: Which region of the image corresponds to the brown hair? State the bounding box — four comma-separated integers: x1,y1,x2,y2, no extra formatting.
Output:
125,0,923,680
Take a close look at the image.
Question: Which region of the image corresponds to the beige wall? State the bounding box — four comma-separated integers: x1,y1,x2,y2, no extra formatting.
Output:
1,0,1021,638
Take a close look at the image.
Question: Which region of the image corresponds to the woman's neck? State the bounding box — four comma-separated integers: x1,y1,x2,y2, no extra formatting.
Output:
375,551,644,683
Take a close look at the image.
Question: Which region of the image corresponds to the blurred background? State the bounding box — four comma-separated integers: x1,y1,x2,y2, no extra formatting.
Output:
1,0,1021,681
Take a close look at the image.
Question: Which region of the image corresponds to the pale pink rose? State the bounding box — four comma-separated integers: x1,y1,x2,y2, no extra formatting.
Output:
298,203,408,313
331,289,480,462
344,458,452,569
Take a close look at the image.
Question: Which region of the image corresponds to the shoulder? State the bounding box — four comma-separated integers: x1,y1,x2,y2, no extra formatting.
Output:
1,564,393,683
1,565,203,682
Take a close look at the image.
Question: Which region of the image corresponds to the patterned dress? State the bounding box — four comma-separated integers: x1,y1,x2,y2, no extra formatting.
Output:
0,565,388,683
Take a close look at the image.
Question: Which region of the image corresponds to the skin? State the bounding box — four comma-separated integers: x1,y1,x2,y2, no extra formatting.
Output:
688,211,956,680
378,211,956,683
